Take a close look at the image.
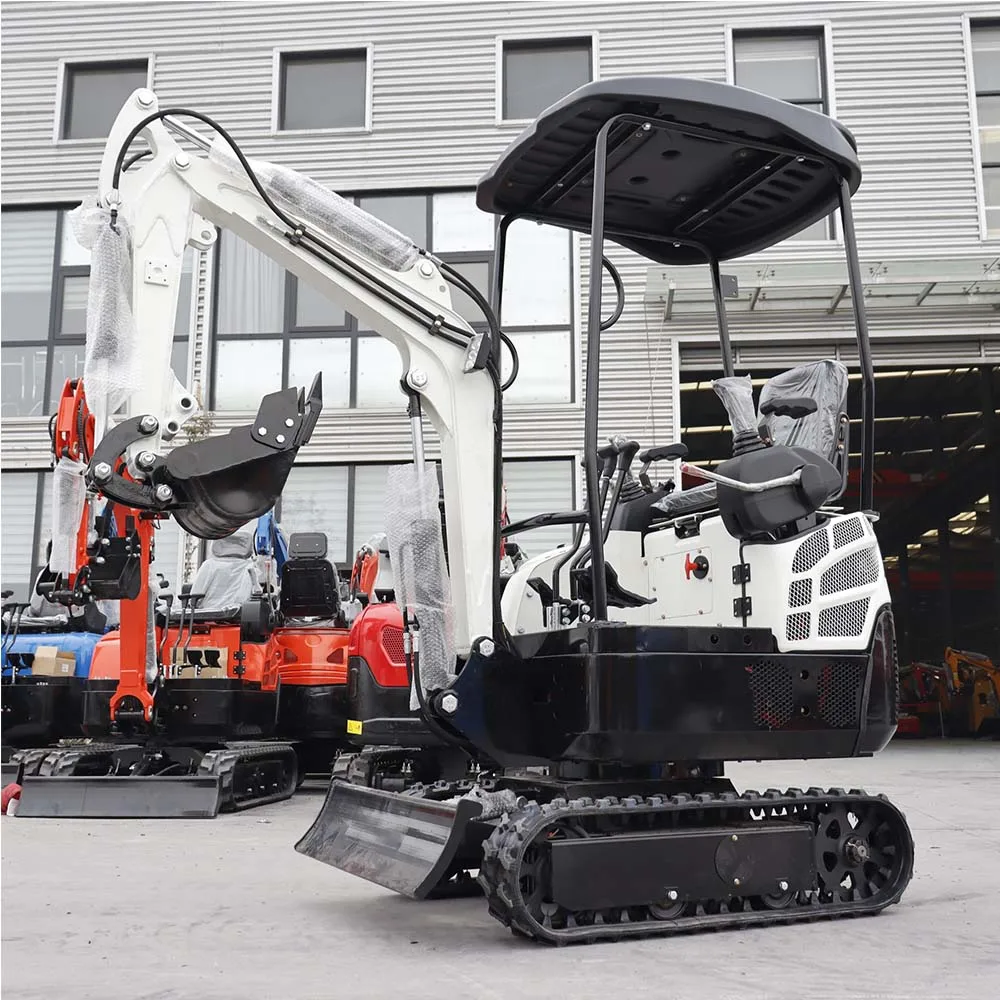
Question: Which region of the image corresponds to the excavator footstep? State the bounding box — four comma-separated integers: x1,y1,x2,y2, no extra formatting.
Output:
295,781,489,899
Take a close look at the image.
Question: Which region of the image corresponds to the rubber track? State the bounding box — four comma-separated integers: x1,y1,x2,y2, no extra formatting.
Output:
479,787,914,945
203,742,299,812
18,741,298,813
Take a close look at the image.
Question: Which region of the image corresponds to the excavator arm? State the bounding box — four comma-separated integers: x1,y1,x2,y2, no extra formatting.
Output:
87,88,498,657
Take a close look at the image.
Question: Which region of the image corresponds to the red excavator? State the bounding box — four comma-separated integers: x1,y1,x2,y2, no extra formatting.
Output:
12,354,323,816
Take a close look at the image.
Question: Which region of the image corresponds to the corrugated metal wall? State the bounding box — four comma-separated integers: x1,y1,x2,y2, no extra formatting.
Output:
2,0,997,476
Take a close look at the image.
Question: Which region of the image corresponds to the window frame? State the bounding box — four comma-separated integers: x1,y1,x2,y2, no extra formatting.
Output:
54,55,154,144
269,456,578,571
495,33,599,125
209,188,580,410
964,16,1000,244
0,203,195,420
271,44,374,136
725,19,840,245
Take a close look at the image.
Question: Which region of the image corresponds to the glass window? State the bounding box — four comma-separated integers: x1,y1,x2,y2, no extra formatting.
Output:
502,459,575,554
279,465,351,563
356,336,405,407
216,230,285,336
502,39,592,121
501,220,572,326
360,195,428,248
294,278,346,329
288,337,352,409
444,259,491,324
501,329,572,404
47,344,86,404
62,61,149,140
1,345,48,417
1,210,58,340
352,464,391,552
0,473,40,600
432,192,495,252
212,191,573,410
973,25,1000,237
733,35,823,104
733,31,831,241
972,25,1000,92
279,51,367,131
58,275,89,336
214,339,284,410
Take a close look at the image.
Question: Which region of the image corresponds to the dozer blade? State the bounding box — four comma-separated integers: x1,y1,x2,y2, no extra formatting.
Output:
16,775,223,818
295,782,488,899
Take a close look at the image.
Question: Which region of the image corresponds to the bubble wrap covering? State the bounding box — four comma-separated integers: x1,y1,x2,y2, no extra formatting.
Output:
188,533,259,612
69,198,139,429
384,463,456,709
209,140,419,272
50,458,86,575
758,360,849,462
712,375,758,437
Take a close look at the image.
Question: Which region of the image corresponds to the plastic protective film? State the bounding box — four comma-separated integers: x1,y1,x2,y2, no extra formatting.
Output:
209,140,419,272
50,458,87,575
69,198,140,433
712,375,758,438
758,360,849,460
384,463,456,709
188,533,259,612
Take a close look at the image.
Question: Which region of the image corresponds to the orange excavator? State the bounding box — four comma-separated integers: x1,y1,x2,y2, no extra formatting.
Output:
12,343,323,816
942,647,1000,738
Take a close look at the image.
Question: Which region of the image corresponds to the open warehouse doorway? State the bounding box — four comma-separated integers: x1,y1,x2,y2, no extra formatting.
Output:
676,363,1000,667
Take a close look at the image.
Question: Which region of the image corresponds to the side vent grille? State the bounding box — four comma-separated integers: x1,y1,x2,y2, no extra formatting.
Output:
788,579,812,608
818,598,870,638
832,517,866,548
786,612,811,642
792,530,829,574
820,546,881,596
747,659,794,729
818,661,865,728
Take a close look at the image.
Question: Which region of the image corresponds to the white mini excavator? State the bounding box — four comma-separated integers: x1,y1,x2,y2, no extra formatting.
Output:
16,79,912,939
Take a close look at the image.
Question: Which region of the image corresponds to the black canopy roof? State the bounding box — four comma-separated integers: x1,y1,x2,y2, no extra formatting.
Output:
476,77,862,265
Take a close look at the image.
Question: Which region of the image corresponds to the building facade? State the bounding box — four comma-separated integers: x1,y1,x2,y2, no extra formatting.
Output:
1,0,997,599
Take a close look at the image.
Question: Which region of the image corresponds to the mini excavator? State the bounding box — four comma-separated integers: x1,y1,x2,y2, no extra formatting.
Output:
39,79,914,937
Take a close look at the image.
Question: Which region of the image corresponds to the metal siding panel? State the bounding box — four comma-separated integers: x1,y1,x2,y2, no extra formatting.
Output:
3,1,998,472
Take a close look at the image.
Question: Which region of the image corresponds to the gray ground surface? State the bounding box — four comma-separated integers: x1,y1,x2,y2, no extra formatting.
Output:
2,741,998,1000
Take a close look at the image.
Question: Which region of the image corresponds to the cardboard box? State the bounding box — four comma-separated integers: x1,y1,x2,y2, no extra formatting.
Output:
31,645,76,678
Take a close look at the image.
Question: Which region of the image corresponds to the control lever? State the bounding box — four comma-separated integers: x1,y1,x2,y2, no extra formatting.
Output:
637,442,689,491
181,591,205,667
603,438,641,538
681,462,803,493
169,583,194,671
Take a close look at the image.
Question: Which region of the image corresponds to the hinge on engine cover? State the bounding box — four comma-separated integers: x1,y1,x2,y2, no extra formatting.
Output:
733,596,752,618
732,563,751,585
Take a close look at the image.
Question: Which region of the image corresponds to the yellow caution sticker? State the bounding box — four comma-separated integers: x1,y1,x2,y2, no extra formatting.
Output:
346,719,363,735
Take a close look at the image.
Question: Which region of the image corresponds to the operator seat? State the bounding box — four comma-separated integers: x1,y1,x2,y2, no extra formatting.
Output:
653,359,849,521
187,532,258,616
280,532,341,619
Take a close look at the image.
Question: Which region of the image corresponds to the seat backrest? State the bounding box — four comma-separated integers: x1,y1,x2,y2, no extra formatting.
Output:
758,360,849,464
189,532,257,611
279,532,340,618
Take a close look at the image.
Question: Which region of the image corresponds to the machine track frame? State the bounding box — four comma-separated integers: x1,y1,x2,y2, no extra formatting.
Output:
12,740,298,816
479,786,913,945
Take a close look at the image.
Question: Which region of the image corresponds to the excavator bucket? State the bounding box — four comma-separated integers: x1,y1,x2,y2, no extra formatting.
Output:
295,782,489,899
16,774,224,818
